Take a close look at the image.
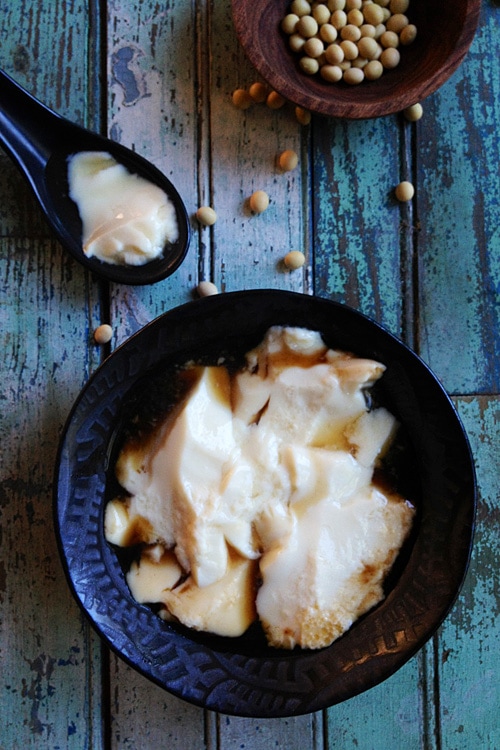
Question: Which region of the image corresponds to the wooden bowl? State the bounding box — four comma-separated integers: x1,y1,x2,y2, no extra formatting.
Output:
231,0,481,119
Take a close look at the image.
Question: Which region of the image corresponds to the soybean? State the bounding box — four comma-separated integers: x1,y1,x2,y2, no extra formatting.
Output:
284,250,306,269
344,67,364,84
197,281,219,297
291,0,311,15
400,24,417,45
357,36,381,59
249,190,270,214
196,206,217,226
364,59,384,80
299,56,320,74
248,82,268,102
295,106,312,124
313,3,331,24
321,64,343,82
325,43,345,64
278,149,299,171
395,181,415,202
319,23,338,43
282,13,300,34
282,0,417,85
267,90,287,108
380,47,400,68
341,24,362,42
403,102,423,121
94,324,113,345
296,15,319,37
304,36,325,57
386,13,409,33
232,88,253,109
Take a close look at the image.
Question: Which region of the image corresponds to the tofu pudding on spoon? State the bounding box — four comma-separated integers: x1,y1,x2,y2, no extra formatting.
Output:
67,152,179,267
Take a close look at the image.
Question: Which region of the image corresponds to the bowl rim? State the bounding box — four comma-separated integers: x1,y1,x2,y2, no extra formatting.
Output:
53,290,477,717
231,0,482,119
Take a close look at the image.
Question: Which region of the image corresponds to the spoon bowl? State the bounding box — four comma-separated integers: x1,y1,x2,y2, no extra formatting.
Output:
0,70,190,285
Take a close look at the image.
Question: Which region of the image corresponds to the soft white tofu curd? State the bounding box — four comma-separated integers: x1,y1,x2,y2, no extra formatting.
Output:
68,151,178,265
105,326,414,647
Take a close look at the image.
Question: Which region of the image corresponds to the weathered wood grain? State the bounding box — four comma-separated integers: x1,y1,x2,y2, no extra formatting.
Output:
107,0,200,342
0,3,105,748
108,656,207,749
415,2,500,395
0,235,104,749
213,711,322,750
1,0,498,748
104,1,313,746
209,0,309,297
312,113,413,338
104,1,208,744
326,656,433,750
193,2,315,747
437,396,500,749
311,88,429,750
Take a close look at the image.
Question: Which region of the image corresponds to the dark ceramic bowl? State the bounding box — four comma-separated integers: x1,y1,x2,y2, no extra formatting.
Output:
231,0,481,119
54,290,476,717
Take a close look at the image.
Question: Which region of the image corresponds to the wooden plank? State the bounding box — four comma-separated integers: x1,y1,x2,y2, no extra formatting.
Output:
215,712,322,750
206,2,315,747
105,1,208,744
0,0,497,748
108,656,208,749
415,2,500,395
107,0,201,341
209,3,309,296
312,108,427,745
0,238,103,749
436,396,500,750
105,0,313,745
0,3,105,747
326,657,433,750
312,114,412,337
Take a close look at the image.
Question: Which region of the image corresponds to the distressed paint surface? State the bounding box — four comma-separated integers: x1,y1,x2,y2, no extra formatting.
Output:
0,2,104,748
416,3,500,394
313,114,410,336
437,396,500,749
1,1,498,749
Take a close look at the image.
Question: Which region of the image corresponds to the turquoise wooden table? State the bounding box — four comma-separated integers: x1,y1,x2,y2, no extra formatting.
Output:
1,1,498,748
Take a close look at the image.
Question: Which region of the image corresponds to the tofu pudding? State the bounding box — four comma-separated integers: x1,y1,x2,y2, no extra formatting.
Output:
105,326,414,649
68,151,178,266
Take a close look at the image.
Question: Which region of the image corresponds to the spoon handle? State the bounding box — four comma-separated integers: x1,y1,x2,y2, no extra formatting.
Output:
0,69,66,185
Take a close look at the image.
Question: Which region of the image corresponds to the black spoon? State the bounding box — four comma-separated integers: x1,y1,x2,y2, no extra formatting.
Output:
0,69,191,285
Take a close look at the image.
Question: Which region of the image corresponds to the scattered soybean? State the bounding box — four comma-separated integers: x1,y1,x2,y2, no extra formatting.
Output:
94,324,113,345
232,88,253,109
249,190,270,214
284,250,306,269
197,281,219,297
196,206,217,226
403,102,423,121
395,180,415,202
279,149,299,172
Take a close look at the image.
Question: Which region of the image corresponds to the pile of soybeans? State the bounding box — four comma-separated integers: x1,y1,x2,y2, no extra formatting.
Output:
281,0,417,85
